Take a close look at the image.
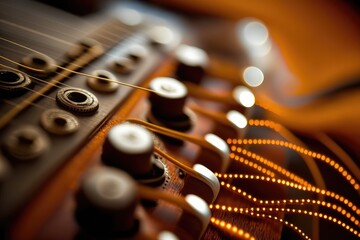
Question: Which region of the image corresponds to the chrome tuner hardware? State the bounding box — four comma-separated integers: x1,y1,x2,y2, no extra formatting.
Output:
20,53,57,77
75,167,139,236
147,77,195,141
102,123,167,186
3,125,49,161
40,108,79,135
181,164,220,204
197,133,231,173
87,70,119,93
175,45,209,84
0,69,32,96
56,87,99,115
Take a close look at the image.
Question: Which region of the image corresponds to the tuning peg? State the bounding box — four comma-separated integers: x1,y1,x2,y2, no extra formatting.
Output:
102,123,166,186
147,77,194,143
75,167,139,236
102,123,153,176
175,45,209,84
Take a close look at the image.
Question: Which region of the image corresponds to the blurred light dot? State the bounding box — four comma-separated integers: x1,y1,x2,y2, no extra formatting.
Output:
118,9,142,26
148,26,174,45
158,231,179,240
243,66,264,87
205,134,230,156
233,86,255,108
243,21,269,46
227,110,247,129
176,45,208,67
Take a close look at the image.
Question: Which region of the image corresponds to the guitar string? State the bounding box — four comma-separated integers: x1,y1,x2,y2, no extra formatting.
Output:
0,38,156,93
211,197,359,228
214,174,360,228
0,15,149,83
209,217,256,240
189,104,326,188
230,147,312,187
2,98,47,110
230,138,360,192
247,119,360,183
240,206,359,230
0,29,141,73
240,207,359,236
218,183,360,238
219,176,360,218
0,63,69,89
212,214,310,240
0,16,150,72
229,149,360,216
0,16,141,49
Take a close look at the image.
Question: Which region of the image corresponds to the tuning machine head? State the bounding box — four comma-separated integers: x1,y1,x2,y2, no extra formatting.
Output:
175,45,209,84
75,166,139,236
102,123,167,186
147,77,195,140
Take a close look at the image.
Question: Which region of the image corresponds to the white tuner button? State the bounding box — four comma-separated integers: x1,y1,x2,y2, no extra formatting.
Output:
233,85,255,108
179,194,211,239
197,133,230,173
182,164,220,204
226,110,248,129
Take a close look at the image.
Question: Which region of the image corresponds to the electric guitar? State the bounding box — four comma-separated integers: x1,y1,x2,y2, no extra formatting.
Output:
0,0,359,239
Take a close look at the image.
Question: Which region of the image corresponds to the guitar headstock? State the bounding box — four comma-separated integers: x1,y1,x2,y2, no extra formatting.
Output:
0,1,359,239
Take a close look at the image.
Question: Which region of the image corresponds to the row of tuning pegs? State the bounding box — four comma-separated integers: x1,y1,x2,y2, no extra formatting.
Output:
75,122,219,239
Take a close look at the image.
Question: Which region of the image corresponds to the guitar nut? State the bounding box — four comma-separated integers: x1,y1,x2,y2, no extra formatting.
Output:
40,108,79,135
56,87,99,115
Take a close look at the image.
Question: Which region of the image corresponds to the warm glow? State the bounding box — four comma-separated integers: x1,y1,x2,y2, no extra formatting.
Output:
176,45,208,67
